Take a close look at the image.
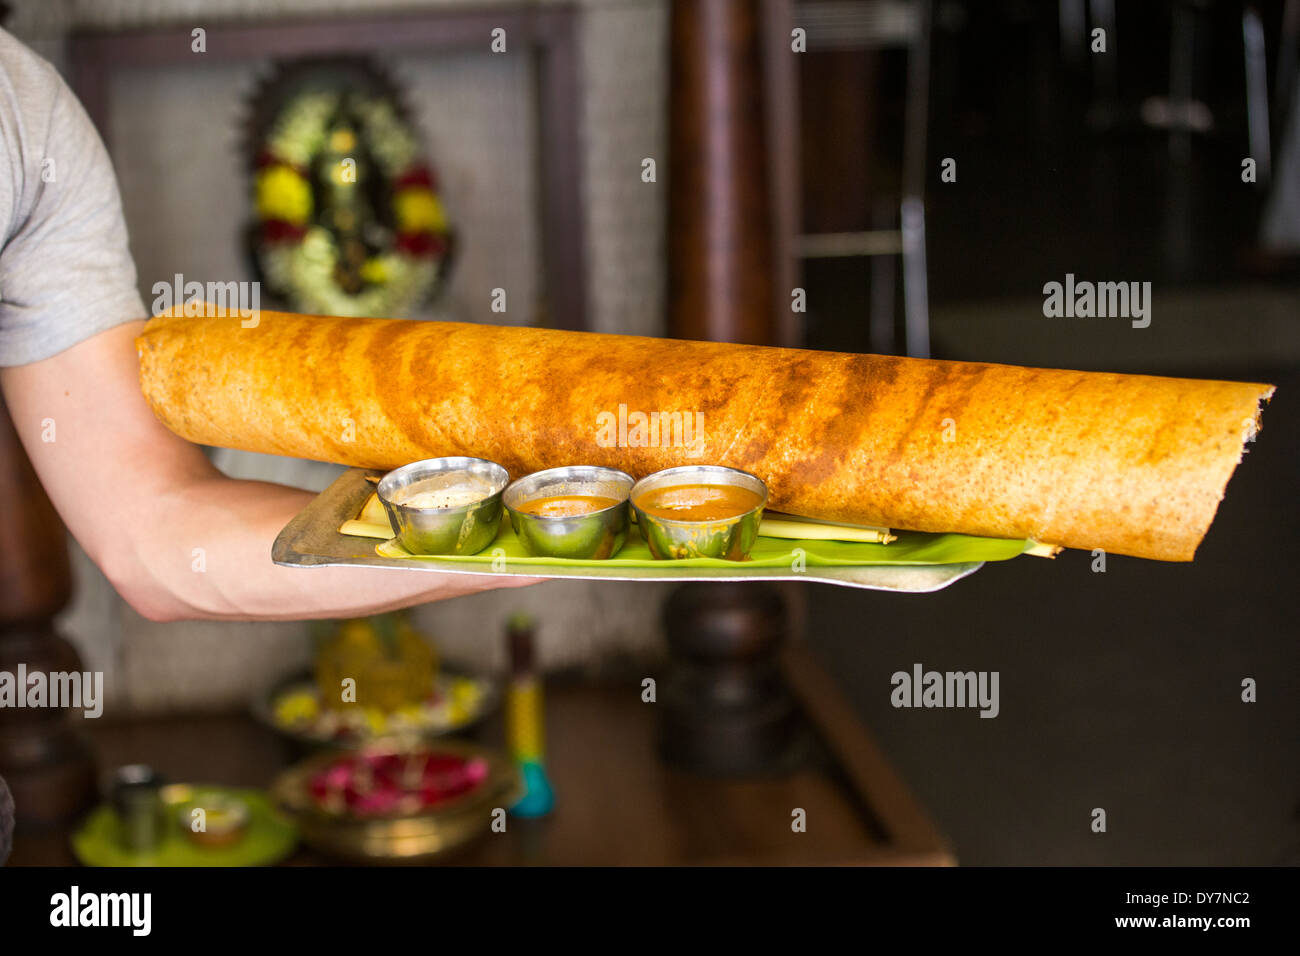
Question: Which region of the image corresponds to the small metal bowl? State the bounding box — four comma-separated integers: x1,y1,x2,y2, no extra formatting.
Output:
503,466,634,560
629,465,768,561
377,457,509,556
170,787,251,848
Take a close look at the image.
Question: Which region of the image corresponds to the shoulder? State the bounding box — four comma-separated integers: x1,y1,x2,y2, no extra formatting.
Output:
0,27,66,136
0,28,75,240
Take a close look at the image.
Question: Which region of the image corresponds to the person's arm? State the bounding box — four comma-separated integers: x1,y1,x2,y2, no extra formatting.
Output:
0,320,536,623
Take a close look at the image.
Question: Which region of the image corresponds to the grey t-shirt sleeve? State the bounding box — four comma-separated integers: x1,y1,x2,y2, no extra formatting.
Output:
0,36,145,367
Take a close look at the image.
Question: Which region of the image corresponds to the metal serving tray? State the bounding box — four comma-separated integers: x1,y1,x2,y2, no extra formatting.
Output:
272,469,986,593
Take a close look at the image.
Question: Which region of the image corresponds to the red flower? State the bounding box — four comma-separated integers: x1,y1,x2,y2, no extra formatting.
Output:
261,219,308,243
394,165,438,192
395,231,448,258
308,751,487,816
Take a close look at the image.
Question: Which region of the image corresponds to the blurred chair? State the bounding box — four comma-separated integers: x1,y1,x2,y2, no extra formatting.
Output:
789,0,933,357
1245,0,1300,190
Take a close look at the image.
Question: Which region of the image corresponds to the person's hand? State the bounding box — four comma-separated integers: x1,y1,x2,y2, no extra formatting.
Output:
1,322,542,621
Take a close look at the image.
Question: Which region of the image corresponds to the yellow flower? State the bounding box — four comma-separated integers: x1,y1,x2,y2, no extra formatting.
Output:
255,165,313,225
359,257,388,284
394,704,423,724
448,678,481,724
329,127,357,153
273,690,319,726
363,708,388,735
393,187,446,233
330,161,357,188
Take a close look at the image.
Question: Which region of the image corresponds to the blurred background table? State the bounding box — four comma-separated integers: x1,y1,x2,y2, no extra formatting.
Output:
8,646,952,867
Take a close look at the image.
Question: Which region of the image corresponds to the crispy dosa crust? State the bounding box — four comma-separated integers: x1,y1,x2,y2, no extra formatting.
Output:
137,308,1273,561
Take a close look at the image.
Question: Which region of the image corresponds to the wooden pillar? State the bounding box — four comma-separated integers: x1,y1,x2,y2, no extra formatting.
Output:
0,397,97,827
662,0,804,775
668,0,776,345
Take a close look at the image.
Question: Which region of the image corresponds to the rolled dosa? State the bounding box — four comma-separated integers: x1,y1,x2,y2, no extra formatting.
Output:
137,308,1273,561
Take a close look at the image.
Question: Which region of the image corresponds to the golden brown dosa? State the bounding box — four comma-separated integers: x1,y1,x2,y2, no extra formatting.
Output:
137,307,1273,561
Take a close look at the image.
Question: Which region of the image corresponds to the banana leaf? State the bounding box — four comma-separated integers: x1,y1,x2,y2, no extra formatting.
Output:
370,522,1035,567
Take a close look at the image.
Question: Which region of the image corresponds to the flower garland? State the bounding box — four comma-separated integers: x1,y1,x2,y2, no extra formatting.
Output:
251,86,452,317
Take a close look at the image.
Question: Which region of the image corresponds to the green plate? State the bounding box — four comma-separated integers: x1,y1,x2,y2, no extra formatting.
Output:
71,787,297,867
375,522,1034,567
